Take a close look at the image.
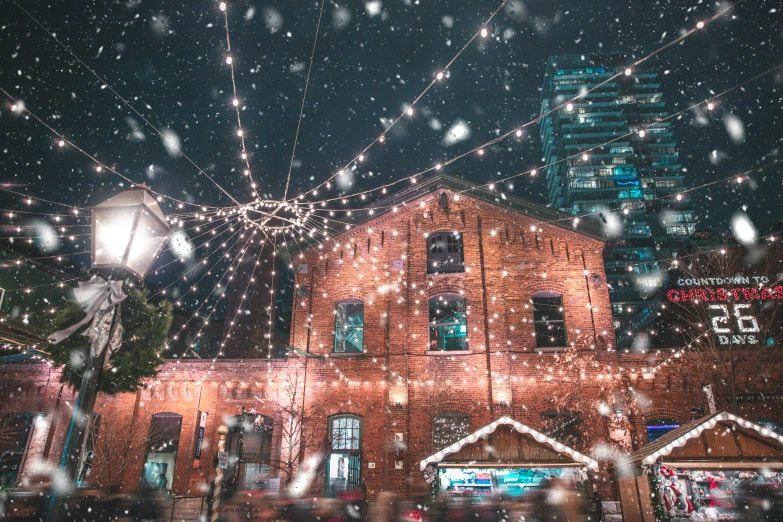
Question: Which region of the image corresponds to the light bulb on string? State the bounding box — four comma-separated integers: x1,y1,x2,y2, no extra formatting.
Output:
480,27,488,37
226,56,233,64
696,20,705,29
232,98,239,107
436,71,444,80
624,68,632,76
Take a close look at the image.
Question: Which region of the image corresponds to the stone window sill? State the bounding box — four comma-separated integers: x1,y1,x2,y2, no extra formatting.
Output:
425,350,473,356
426,271,466,278
327,352,365,358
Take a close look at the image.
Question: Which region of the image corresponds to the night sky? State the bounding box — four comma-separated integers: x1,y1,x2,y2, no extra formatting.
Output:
0,0,781,271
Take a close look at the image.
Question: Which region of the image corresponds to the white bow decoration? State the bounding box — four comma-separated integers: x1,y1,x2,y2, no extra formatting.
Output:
49,276,127,362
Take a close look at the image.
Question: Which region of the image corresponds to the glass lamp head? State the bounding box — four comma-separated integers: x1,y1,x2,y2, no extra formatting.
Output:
91,188,170,279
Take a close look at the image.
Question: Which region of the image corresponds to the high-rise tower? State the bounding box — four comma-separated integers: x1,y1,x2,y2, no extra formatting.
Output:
539,53,695,343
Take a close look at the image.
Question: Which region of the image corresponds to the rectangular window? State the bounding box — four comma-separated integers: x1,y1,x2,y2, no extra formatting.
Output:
532,293,566,348
143,413,182,491
429,295,468,351
427,232,464,274
334,300,364,353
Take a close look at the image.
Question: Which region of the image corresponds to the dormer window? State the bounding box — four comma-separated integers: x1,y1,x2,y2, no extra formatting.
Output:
427,231,464,274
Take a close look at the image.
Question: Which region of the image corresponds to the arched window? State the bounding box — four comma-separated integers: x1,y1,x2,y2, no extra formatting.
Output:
433,412,470,451
429,294,468,351
532,291,566,348
334,299,364,353
645,418,679,443
427,231,464,274
225,413,274,491
142,412,182,490
0,412,33,489
327,415,363,495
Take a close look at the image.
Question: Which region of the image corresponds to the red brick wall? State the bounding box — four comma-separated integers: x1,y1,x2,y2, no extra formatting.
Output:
3,191,783,503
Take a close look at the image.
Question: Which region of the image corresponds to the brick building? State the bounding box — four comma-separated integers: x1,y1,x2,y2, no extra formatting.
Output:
1,174,782,519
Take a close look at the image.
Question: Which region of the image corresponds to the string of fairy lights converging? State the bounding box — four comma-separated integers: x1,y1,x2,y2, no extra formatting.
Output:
1,0,773,393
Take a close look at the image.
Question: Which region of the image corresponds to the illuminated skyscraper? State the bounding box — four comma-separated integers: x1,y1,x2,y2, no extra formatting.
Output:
540,53,695,342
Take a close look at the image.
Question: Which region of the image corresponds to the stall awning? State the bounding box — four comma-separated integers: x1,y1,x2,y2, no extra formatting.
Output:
419,415,599,472
628,410,783,467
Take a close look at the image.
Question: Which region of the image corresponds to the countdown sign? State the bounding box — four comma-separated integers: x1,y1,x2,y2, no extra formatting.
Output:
666,276,780,346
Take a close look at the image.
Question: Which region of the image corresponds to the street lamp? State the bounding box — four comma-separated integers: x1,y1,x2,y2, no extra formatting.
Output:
91,189,169,279
46,187,169,520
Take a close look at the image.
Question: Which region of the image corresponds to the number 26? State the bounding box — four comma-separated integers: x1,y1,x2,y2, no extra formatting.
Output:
708,304,760,333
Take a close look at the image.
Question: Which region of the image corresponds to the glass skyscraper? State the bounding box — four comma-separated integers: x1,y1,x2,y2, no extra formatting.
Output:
539,53,695,344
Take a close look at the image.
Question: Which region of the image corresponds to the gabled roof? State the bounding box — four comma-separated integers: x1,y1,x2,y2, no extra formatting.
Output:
419,415,599,472
282,173,610,260
629,411,783,466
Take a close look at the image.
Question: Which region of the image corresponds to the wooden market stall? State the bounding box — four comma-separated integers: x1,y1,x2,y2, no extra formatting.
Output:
617,411,783,522
420,416,598,496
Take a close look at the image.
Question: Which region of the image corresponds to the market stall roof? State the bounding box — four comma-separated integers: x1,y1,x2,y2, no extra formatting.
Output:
628,411,783,467
419,415,599,472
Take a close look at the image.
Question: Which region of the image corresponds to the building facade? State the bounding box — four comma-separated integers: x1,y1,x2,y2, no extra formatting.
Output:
539,53,696,343
1,176,781,520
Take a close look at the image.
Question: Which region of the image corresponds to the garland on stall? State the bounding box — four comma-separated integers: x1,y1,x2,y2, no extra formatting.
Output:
48,289,173,394
646,465,667,522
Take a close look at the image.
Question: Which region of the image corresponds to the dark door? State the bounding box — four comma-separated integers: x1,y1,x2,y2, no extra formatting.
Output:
347,453,361,490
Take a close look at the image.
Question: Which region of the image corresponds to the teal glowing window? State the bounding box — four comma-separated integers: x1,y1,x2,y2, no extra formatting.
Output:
429,294,468,351
334,300,364,353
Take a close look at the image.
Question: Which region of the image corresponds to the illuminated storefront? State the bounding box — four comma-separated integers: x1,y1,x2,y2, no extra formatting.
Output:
420,417,598,497
617,411,783,522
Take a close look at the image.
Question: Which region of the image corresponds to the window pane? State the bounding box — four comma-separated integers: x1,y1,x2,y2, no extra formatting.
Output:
646,420,679,443
331,416,361,451
429,296,468,351
427,232,464,274
433,414,470,451
147,413,182,454
335,328,363,353
335,302,364,353
532,295,566,347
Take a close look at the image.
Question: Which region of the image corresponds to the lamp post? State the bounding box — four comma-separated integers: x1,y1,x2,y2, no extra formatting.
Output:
45,187,169,521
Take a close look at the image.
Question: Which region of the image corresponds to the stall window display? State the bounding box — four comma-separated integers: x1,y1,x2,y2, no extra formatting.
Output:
437,467,585,496
650,464,783,520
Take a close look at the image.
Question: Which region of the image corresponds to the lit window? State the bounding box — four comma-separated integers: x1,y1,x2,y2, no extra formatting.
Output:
645,419,679,443
143,413,182,490
334,299,364,353
427,231,464,274
429,294,468,351
532,291,566,348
